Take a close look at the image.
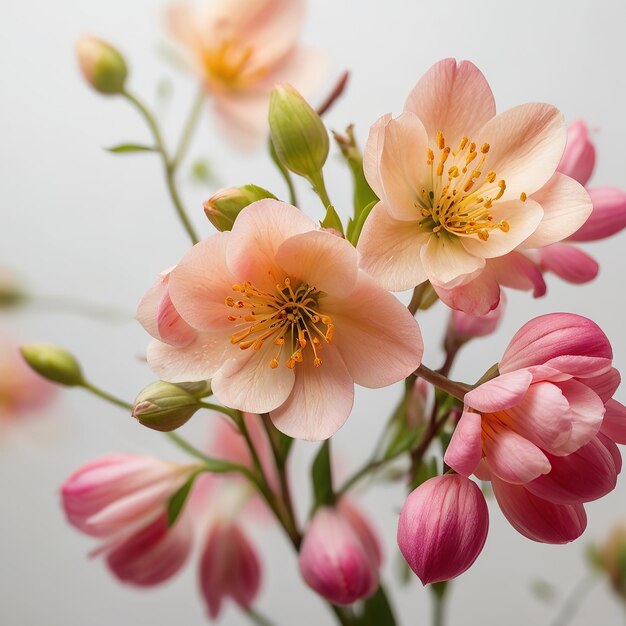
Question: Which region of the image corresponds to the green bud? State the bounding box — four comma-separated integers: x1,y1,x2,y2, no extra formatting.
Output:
204,185,277,231
132,381,203,432
76,36,128,95
0,270,26,309
269,84,329,180
20,344,84,386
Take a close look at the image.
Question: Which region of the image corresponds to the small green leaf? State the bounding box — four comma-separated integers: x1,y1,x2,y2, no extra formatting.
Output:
357,585,397,626
167,471,200,527
320,204,344,235
311,440,334,508
347,200,376,246
105,143,157,154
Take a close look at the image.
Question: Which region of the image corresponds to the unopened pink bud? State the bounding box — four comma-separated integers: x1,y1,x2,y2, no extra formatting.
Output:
449,294,505,342
76,36,127,95
557,120,596,186
397,475,489,585
299,506,379,605
199,520,261,618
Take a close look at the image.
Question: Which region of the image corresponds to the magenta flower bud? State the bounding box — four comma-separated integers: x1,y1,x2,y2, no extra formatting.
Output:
299,506,379,605
397,475,489,585
199,520,261,619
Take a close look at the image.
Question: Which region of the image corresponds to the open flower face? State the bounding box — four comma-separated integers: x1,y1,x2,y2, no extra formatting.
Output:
358,58,592,314
166,0,326,148
140,200,423,441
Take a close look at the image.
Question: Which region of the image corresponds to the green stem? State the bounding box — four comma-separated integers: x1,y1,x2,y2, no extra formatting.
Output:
245,608,277,626
415,365,470,401
269,139,298,206
198,401,239,420
330,604,355,626
172,88,205,169
122,89,200,245
551,575,598,626
81,382,132,410
433,593,445,626
311,172,332,210
28,295,131,323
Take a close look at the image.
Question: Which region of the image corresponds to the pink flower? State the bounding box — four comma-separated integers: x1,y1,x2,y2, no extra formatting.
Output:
165,0,327,149
0,337,55,427
357,58,592,314
445,313,624,543
61,454,198,585
299,503,381,605
199,519,261,618
448,293,505,342
531,120,626,285
140,199,424,441
397,474,489,584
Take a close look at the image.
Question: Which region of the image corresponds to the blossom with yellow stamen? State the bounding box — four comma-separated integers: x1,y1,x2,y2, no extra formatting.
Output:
357,58,593,315
165,0,327,149
138,200,423,441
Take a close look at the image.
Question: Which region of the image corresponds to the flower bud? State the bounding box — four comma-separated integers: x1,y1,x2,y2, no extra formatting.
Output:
76,36,128,95
299,506,378,605
20,344,84,386
398,475,489,585
269,84,329,180
203,185,277,232
132,381,203,431
448,294,505,342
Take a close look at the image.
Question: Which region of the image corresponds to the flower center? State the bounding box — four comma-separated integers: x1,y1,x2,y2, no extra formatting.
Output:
416,131,525,241
225,278,334,369
202,40,267,89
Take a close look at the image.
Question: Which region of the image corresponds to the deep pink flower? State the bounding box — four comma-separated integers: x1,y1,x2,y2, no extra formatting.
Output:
299,503,381,605
199,519,261,618
397,474,489,584
165,0,326,149
358,58,591,314
445,313,624,543
61,454,198,585
140,199,423,441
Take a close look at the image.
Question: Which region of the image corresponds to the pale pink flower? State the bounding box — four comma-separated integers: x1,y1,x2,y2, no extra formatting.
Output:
199,519,261,618
61,454,198,585
0,337,55,428
448,293,505,341
358,58,592,314
299,503,381,605
165,0,327,149
397,474,489,584
445,313,624,543
140,199,424,441
531,120,626,285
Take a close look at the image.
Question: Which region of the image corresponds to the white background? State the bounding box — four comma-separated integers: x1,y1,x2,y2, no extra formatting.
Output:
2,0,626,624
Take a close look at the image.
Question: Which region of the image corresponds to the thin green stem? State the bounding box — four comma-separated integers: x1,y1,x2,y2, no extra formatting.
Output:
28,295,131,322
551,575,599,626
198,401,239,420
122,89,199,245
415,365,470,401
433,593,445,626
330,604,356,626
81,382,132,410
172,88,205,169
268,139,298,206
245,608,277,626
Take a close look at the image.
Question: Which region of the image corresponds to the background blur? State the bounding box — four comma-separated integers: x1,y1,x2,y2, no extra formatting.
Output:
2,0,626,624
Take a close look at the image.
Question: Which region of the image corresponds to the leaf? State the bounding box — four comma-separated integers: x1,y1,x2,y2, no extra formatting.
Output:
167,471,200,527
357,585,397,626
347,200,376,246
320,204,344,235
105,143,157,154
311,440,334,508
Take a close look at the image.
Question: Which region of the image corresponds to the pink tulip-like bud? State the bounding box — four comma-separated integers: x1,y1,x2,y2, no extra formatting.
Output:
199,520,261,618
397,475,489,585
557,119,596,186
567,187,626,242
76,36,128,95
299,506,379,605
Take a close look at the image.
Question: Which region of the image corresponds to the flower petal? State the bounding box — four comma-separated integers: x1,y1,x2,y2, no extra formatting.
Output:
270,345,354,440
490,252,546,297
484,425,551,484
583,367,621,404
478,103,566,198
357,202,429,291
465,370,533,412
434,268,501,315
491,477,586,544
567,186,626,242
404,58,496,145
322,272,423,388
460,199,543,259
557,119,595,185
211,341,295,414
600,399,626,444
227,199,316,288
444,410,483,476
538,244,598,284
420,234,485,287
275,230,358,296
521,173,592,248
363,114,391,198
146,332,228,383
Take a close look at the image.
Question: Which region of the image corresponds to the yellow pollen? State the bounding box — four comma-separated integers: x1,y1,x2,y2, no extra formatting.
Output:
520,192,527,202
225,277,334,370
417,130,511,240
